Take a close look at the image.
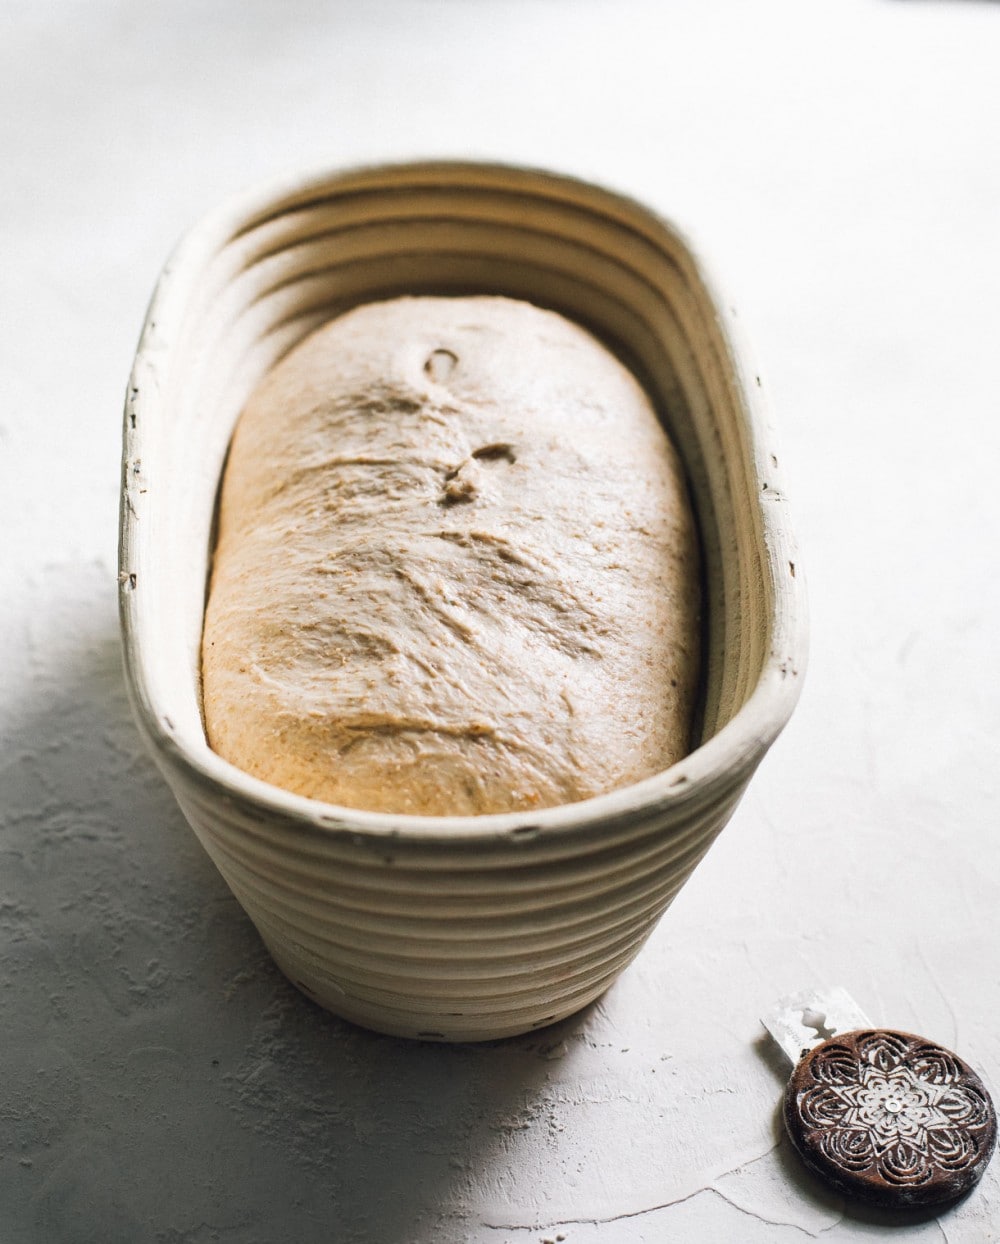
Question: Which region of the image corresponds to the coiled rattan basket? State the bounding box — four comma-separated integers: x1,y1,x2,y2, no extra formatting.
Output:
119,161,806,1041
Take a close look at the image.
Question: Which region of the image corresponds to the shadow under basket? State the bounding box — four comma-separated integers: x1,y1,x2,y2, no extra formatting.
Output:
119,161,807,1042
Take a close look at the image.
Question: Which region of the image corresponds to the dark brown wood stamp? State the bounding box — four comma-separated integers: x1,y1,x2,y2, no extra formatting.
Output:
784,1029,996,1207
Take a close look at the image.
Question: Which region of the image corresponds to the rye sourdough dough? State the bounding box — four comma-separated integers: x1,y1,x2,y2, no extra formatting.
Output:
201,296,701,816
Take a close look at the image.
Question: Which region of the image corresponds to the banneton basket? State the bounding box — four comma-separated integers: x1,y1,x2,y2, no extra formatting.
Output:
119,161,807,1042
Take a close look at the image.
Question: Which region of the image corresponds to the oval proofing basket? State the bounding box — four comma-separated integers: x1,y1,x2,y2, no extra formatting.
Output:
119,162,807,1041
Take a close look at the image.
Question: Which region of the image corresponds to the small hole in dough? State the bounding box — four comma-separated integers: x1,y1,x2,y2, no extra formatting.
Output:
424,348,458,383
471,442,516,464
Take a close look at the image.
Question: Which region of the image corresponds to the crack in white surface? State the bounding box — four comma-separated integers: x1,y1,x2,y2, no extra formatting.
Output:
485,1175,957,1243
479,1142,836,1238
483,1182,821,1239
706,1185,822,1238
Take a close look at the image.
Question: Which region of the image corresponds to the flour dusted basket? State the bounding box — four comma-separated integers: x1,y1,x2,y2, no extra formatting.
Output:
119,162,807,1041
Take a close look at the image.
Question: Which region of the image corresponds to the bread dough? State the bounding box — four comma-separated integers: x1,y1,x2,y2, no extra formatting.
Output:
201,296,701,816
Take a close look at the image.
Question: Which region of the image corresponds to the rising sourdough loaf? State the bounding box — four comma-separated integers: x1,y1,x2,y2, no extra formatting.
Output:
201,296,701,816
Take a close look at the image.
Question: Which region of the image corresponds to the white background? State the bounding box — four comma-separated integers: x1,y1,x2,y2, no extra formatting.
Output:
2,1,999,1240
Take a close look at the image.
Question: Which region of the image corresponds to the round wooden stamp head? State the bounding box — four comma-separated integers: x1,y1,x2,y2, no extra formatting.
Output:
784,1028,997,1208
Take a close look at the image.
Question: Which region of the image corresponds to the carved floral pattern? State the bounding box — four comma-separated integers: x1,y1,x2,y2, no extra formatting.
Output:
787,1030,995,1202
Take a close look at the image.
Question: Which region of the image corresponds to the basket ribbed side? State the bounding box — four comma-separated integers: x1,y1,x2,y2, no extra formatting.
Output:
173,775,747,1040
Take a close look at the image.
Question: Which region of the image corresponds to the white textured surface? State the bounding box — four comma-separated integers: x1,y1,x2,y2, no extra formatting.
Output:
2,1,999,1240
